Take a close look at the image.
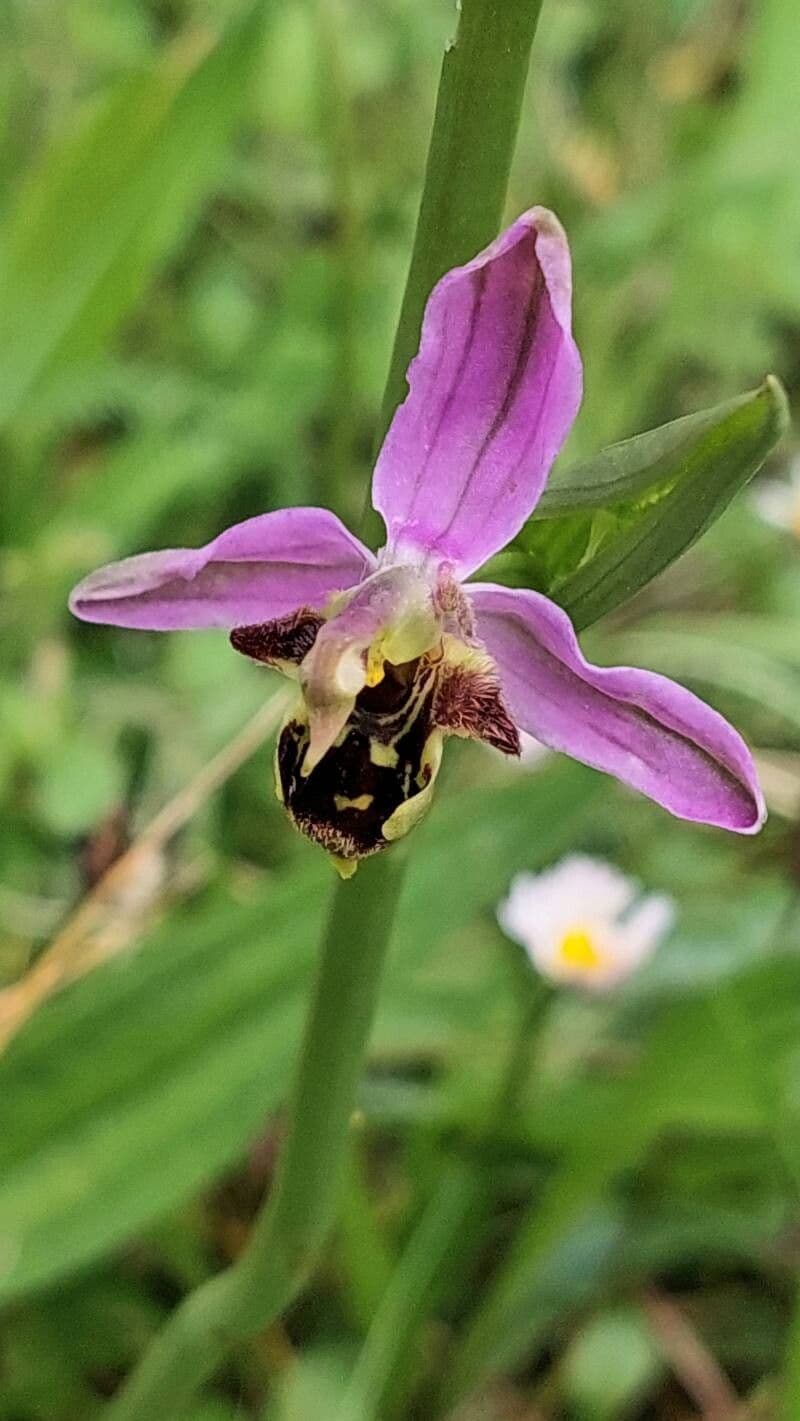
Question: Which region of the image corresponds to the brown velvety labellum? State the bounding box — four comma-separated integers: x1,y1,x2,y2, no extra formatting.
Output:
277,658,436,861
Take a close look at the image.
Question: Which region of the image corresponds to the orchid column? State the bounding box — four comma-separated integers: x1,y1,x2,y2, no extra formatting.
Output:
103,2,545,1416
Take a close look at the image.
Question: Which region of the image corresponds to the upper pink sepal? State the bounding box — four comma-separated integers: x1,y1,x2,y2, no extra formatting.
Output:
372,208,582,578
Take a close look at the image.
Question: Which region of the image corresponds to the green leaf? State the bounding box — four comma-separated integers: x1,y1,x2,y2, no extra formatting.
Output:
479,378,789,629
334,1164,481,1421
0,2,267,431
262,1345,354,1421
556,376,789,630
0,875,315,1306
538,383,785,517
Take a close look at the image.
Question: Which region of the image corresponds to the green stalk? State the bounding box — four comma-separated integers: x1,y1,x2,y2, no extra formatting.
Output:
105,2,542,1414
377,0,545,447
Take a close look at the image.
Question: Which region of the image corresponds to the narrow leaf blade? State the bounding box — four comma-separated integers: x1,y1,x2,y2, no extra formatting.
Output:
538,383,781,517
0,3,266,429
556,375,789,630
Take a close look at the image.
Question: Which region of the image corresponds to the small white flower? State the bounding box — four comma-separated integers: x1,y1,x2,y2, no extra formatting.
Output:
752,456,800,537
497,854,674,991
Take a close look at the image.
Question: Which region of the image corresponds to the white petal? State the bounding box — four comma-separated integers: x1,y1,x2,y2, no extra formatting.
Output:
541,855,637,919
497,857,674,993
496,872,543,949
498,857,637,956
619,892,675,965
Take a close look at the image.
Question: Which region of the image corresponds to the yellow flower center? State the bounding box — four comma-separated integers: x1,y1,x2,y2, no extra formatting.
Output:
558,926,604,972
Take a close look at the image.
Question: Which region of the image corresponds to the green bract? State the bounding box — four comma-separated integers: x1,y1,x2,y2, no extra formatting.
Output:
482,376,789,631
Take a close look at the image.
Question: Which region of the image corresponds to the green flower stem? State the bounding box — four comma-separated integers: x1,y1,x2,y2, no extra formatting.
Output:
105,2,541,1414
377,0,545,446
363,0,545,543
105,852,406,1421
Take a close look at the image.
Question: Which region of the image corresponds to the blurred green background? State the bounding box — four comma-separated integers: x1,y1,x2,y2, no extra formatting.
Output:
1,1,800,1417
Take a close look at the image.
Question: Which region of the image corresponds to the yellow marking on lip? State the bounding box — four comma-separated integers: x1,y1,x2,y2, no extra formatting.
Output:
382,730,443,843
369,741,399,768
558,927,604,972
273,755,285,802
365,639,386,687
333,793,375,812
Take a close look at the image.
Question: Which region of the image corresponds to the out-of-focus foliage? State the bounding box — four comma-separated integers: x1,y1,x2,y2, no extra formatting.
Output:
1,1,799,1418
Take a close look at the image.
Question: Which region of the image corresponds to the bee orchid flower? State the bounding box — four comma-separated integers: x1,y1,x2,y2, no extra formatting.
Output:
70,209,765,875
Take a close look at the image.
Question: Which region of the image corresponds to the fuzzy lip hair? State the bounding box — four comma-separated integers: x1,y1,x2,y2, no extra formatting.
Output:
69,206,766,876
